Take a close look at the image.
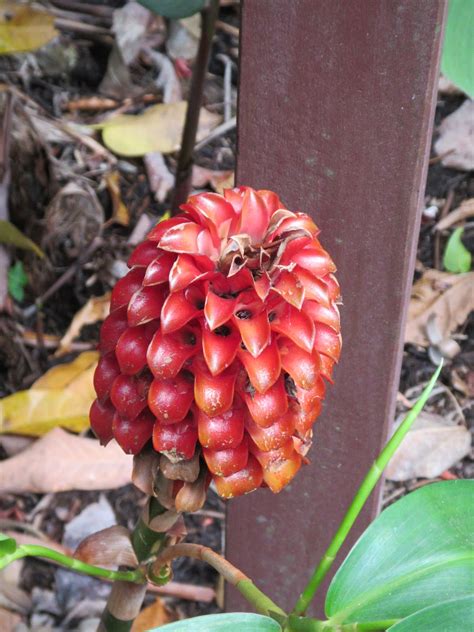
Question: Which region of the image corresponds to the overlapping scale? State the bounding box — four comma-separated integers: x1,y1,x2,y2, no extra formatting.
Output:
91,187,341,502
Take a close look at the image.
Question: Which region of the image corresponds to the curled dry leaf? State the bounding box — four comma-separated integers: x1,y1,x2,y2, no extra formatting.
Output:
56,293,111,357
100,102,220,156
74,525,138,568
0,351,98,435
386,411,471,481
131,597,174,632
434,100,474,171
105,172,130,227
0,428,133,494
405,269,474,346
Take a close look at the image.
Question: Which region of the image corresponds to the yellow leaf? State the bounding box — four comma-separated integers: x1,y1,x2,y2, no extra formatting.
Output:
100,102,220,157
0,2,57,55
105,171,130,227
0,219,45,257
56,293,111,356
0,351,99,436
131,598,174,631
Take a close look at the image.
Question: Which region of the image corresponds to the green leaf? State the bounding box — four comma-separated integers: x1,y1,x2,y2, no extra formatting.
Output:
443,227,472,273
8,261,28,302
441,0,474,97
0,220,45,258
388,596,474,631
137,0,206,19
148,613,282,631
0,533,17,556
325,480,474,625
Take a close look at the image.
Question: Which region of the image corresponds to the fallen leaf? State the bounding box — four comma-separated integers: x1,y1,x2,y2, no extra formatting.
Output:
0,351,98,435
192,165,234,193
131,597,174,631
443,227,472,273
434,100,474,171
166,13,200,60
0,428,133,493
100,102,220,156
0,606,22,630
386,411,471,481
405,269,474,346
113,1,153,65
56,294,111,357
105,172,130,227
0,220,44,258
0,2,57,54
435,198,474,231
144,152,175,202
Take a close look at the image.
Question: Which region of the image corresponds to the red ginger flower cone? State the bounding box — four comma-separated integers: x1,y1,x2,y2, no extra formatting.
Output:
90,187,341,500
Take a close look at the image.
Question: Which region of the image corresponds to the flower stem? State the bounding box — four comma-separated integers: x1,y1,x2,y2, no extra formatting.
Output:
292,363,443,616
286,615,400,631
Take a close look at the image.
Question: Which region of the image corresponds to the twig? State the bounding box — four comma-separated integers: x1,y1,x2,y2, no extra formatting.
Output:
215,19,239,38
146,580,215,602
434,188,455,269
216,54,233,122
50,0,114,19
0,91,12,311
194,115,236,151
54,17,112,38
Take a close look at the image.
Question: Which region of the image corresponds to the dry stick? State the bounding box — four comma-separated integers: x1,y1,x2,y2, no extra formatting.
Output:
433,188,455,269
172,0,220,209
194,115,236,152
0,92,12,311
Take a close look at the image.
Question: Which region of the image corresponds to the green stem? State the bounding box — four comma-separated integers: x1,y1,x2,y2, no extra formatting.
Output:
0,544,143,583
237,578,286,622
292,363,442,616
286,615,399,631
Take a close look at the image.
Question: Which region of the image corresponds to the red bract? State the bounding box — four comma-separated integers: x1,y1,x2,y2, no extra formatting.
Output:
91,187,341,500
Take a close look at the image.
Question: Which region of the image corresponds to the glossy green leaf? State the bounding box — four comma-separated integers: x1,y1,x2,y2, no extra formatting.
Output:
137,0,206,19
326,480,474,625
443,227,472,273
0,533,17,556
8,261,28,301
148,613,282,631
441,0,474,97
0,220,45,258
388,596,474,632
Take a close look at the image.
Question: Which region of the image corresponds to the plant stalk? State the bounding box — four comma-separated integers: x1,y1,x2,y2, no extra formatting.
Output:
286,615,400,631
292,363,443,616
172,0,220,209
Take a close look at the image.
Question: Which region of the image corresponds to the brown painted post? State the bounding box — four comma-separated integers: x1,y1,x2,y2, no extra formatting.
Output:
226,0,446,615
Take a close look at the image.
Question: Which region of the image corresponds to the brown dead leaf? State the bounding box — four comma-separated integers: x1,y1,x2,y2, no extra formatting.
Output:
0,607,22,630
0,428,133,494
192,165,234,194
105,171,130,227
131,597,174,631
405,270,474,346
56,294,111,357
435,198,474,232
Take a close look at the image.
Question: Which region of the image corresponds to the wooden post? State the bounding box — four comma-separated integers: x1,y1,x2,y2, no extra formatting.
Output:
226,0,446,615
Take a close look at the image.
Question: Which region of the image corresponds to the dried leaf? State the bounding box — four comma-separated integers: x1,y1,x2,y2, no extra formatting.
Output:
0,220,44,258
57,294,111,356
443,227,472,273
106,172,130,227
434,100,474,171
0,428,133,493
0,351,98,435
435,198,474,231
75,526,138,568
386,412,471,481
100,102,220,156
0,3,57,54
192,165,234,194
405,270,474,346
131,597,174,631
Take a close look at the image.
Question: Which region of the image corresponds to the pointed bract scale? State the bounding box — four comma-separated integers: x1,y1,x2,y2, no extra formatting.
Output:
197,406,245,450
257,189,284,216
127,286,166,326
295,267,331,307
291,246,336,277
270,302,315,353
238,187,271,244
272,213,319,241
147,326,199,379
250,437,295,468
99,307,129,353
169,254,214,293
153,414,198,462
143,252,176,286
128,240,159,268
147,216,191,242
110,372,151,419
262,450,302,493
202,322,240,375
314,323,342,362
115,325,153,375
278,337,320,390
159,221,204,255
185,192,236,241
89,398,115,445
303,300,340,331
245,408,295,451
160,287,204,334
203,435,249,477
204,291,236,331
110,268,146,312
293,399,322,435
272,270,305,309
148,372,194,424
320,354,336,383
238,338,281,394
293,377,325,416
94,352,121,401
322,273,341,302
213,454,263,499
193,357,238,417
233,308,271,358
244,375,288,428
112,409,155,455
